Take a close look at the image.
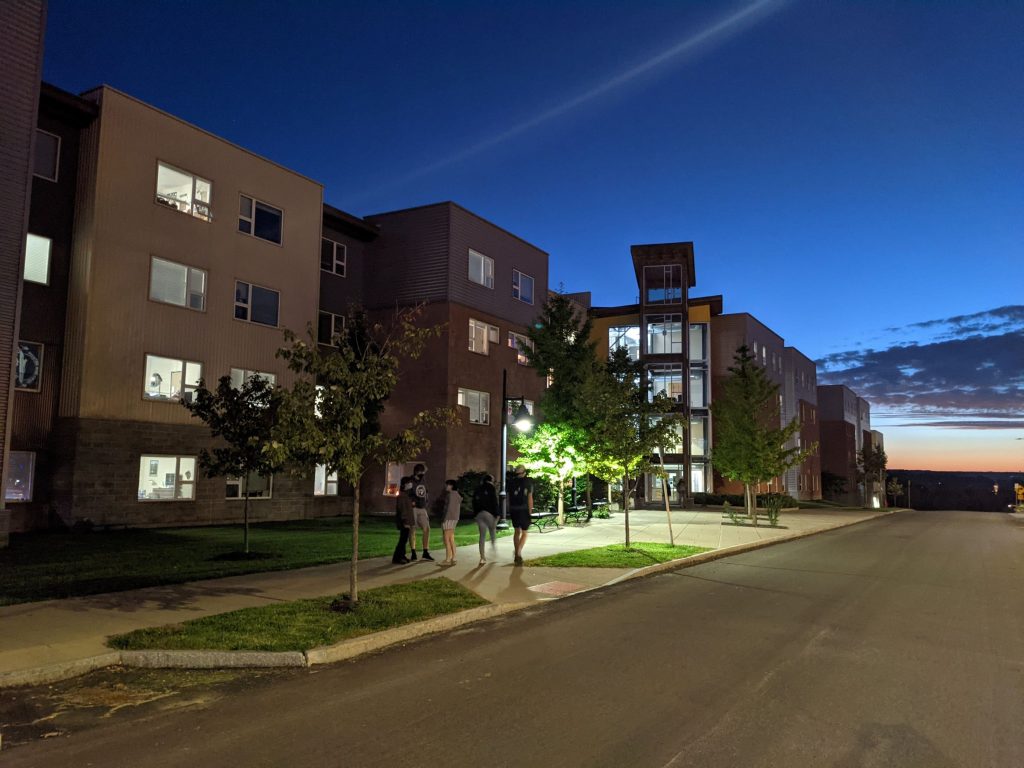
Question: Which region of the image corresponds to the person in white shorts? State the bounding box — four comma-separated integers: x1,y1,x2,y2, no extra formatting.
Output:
440,479,462,565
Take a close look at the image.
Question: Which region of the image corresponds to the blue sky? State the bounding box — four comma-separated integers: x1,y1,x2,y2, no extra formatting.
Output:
42,0,1023,469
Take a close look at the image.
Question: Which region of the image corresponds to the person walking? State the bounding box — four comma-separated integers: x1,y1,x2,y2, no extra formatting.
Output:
408,463,434,561
508,465,534,566
440,479,462,565
675,475,686,508
392,473,415,564
472,473,499,565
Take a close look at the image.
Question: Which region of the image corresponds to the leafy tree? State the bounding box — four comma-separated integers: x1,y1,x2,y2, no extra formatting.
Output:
270,306,454,608
886,477,904,507
857,443,888,507
511,422,586,525
525,292,598,423
711,345,814,522
583,347,685,546
183,373,281,554
821,471,848,500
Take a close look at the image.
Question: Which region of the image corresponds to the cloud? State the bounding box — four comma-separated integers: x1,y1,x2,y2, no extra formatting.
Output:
818,321,1024,427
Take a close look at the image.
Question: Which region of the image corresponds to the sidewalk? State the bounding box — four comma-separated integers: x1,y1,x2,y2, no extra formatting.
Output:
0,507,891,687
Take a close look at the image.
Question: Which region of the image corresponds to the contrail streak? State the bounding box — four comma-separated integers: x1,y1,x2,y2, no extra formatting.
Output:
345,0,789,207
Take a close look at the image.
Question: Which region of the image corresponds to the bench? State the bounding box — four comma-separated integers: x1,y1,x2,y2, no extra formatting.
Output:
529,509,560,533
564,504,588,524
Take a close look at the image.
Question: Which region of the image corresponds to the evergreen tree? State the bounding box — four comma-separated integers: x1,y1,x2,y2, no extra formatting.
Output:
711,345,814,522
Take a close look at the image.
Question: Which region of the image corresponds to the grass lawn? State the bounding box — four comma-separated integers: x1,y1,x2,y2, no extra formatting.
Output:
524,542,710,568
0,517,507,606
108,578,487,652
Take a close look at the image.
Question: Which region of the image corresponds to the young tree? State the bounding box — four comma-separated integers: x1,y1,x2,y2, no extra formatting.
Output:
511,422,586,525
182,373,281,555
583,347,685,546
270,306,454,608
857,443,889,507
886,477,904,507
526,292,598,423
711,345,814,522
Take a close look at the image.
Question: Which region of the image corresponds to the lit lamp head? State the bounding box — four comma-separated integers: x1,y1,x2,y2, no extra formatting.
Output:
512,402,533,432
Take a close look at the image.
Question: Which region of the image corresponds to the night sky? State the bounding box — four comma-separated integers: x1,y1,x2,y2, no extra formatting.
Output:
41,0,1023,471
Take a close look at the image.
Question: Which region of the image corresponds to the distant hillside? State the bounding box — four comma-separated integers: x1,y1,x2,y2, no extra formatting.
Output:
888,469,1022,511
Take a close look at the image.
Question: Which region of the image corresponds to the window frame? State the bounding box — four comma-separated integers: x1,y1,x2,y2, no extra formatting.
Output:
238,194,284,245
234,279,281,328
143,354,203,403
468,249,494,289
643,264,683,305
647,363,685,403
318,311,345,345
320,238,347,276
226,472,274,500
229,368,277,390
4,451,36,502
15,340,44,392
155,161,212,221
508,331,533,365
457,387,491,425
512,269,535,305
149,256,207,312
24,233,51,285
313,464,339,497
646,314,684,355
137,455,196,502
468,318,499,355
33,129,61,182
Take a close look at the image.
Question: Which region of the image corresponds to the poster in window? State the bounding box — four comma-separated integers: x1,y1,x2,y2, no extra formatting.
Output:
15,342,43,391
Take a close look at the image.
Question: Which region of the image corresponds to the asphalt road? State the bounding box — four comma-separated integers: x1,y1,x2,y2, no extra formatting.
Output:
5,510,1022,767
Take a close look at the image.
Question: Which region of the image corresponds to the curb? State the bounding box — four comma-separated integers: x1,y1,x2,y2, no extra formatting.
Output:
607,508,897,586
0,511,895,689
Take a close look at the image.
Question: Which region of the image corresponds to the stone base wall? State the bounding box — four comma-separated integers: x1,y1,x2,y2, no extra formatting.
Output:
49,417,353,529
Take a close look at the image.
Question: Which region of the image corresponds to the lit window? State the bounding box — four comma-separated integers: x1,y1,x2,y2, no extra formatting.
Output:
150,256,206,311
144,354,202,402
33,129,60,182
229,368,277,389
690,415,708,456
468,249,494,288
234,280,279,327
469,319,499,354
508,331,532,365
609,325,640,360
383,461,419,497
314,465,339,496
457,387,490,425
320,238,346,276
318,311,345,344
647,364,684,402
24,234,51,285
238,195,283,244
690,368,708,408
4,451,35,502
688,324,707,361
644,264,682,305
226,472,273,499
155,162,211,220
512,269,534,304
647,315,683,355
15,341,43,391
137,455,195,501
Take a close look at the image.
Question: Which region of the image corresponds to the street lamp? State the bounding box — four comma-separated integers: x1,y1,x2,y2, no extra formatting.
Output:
498,368,534,524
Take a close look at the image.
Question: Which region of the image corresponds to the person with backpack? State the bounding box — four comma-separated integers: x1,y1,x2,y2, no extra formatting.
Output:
440,479,462,565
508,465,534,566
472,473,499,565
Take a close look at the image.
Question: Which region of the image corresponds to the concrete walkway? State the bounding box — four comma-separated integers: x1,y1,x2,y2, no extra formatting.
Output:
0,507,889,687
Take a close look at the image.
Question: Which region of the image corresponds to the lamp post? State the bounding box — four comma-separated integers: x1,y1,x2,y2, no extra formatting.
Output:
498,368,534,525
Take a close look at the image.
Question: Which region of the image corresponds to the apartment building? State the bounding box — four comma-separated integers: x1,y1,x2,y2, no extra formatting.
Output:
34,85,324,528
0,0,47,545
817,384,861,505
359,202,549,510
783,346,821,500
588,242,707,505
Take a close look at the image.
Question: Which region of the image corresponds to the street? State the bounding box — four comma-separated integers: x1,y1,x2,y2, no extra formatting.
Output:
5,510,1022,767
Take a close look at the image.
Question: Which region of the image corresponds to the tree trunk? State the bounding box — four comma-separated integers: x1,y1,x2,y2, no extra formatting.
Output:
662,472,675,547
585,481,592,521
623,472,631,548
243,492,250,554
744,483,756,526
556,483,564,526
350,481,360,604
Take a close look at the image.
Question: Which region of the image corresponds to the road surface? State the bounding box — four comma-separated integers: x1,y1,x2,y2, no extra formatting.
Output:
5,510,1022,767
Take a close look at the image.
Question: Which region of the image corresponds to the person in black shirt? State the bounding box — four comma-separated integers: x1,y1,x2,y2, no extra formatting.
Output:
472,474,499,565
507,465,533,565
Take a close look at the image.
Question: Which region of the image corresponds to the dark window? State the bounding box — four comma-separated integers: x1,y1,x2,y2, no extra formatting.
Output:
239,195,283,244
